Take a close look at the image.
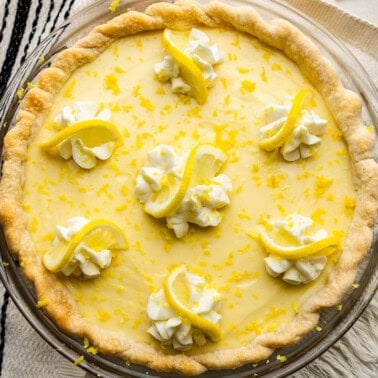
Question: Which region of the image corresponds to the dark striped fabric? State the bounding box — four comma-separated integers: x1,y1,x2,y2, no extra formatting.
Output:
0,3,88,375
0,0,77,95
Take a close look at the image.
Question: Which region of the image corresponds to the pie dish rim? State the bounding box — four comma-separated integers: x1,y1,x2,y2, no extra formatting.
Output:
0,0,378,374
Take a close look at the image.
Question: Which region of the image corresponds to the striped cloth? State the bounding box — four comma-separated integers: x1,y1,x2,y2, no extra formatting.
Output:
0,1,377,377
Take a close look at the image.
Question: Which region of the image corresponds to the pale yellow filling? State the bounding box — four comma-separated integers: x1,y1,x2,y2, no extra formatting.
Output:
23,28,355,353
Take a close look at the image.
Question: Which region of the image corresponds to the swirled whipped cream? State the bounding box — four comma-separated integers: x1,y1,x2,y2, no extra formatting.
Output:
166,174,232,238
147,272,221,350
263,214,328,285
55,216,112,279
54,101,111,127
260,99,327,161
54,102,114,169
154,28,223,95
135,144,232,238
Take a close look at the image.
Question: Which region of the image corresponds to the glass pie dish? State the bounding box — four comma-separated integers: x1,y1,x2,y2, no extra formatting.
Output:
0,0,377,377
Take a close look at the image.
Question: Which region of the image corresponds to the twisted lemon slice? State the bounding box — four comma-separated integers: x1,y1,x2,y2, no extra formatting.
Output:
259,230,340,259
39,119,122,155
162,29,208,104
43,219,127,273
144,143,227,218
259,89,311,151
163,264,221,342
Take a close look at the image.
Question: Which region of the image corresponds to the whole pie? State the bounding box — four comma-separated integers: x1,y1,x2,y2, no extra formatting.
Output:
0,0,377,375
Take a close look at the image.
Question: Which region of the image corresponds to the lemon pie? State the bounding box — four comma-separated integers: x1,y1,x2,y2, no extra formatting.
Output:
0,0,377,374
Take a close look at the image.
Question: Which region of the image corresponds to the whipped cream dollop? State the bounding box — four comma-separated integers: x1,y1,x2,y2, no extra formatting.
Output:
55,216,112,279
166,174,232,238
54,102,114,169
263,214,328,285
154,28,223,95
147,272,221,350
260,99,327,161
54,101,111,127
135,144,232,238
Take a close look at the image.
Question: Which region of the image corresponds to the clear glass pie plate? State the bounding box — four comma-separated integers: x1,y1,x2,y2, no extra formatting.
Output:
0,0,377,377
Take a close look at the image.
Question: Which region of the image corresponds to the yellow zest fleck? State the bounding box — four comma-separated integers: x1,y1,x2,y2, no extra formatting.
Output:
109,0,120,13
240,80,256,95
26,82,34,89
315,326,322,332
220,77,228,89
87,346,98,355
114,65,125,74
276,355,287,363
365,124,373,133
139,96,155,111
237,67,250,74
17,88,25,100
271,63,282,71
311,208,326,225
343,196,356,216
260,67,267,82
38,56,45,64
352,283,360,289
96,310,111,322
104,74,121,95
257,213,272,231
63,79,77,98
259,90,311,151
36,299,49,308
2,262,9,267
264,306,286,321
83,337,90,348
314,176,333,197
73,355,84,366
292,302,298,314
155,87,166,95
337,304,343,311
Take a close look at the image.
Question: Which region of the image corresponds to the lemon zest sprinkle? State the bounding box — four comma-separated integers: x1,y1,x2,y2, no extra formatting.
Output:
109,0,120,13
73,355,84,366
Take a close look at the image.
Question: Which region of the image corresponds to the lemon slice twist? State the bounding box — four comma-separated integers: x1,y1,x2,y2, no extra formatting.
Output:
259,231,340,259
39,119,122,155
162,29,208,105
43,219,127,273
259,89,312,151
144,143,227,218
163,264,221,342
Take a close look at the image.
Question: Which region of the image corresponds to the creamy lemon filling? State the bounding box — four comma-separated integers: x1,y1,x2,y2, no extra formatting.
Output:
23,28,356,351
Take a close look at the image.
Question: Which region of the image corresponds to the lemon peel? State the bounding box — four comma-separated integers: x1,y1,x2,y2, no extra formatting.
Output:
163,264,221,342
39,119,122,155
43,219,127,273
162,29,208,104
259,89,311,151
144,143,226,218
259,231,340,259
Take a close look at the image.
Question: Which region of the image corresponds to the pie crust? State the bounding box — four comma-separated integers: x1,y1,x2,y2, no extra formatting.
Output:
0,0,377,374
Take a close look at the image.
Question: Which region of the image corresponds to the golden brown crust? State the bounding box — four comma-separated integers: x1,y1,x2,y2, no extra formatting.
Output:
0,0,377,374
